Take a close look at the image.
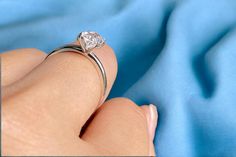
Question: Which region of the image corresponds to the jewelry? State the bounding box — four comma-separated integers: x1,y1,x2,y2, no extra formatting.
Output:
45,31,107,99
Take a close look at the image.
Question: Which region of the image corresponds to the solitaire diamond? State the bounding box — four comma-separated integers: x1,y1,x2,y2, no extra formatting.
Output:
78,31,105,53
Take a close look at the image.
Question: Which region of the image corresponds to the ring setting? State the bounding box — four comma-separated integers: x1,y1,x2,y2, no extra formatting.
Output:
78,31,105,53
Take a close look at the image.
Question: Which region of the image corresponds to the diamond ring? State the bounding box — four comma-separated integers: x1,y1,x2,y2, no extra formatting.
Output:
45,31,107,102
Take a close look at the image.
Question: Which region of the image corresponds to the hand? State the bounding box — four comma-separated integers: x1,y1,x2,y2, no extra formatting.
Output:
1,41,158,156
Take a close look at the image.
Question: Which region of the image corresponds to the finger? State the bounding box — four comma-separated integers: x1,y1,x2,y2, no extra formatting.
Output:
1,48,46,87
81,98,158,156
3,41,118,132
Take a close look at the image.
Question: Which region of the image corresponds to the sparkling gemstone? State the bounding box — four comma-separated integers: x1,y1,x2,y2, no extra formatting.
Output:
95,34,105,48
79,31,105,52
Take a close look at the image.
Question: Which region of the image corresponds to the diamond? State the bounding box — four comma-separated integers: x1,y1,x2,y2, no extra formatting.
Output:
78,31,105,53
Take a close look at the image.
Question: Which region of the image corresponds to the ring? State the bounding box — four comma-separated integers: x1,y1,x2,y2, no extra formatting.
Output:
45,31,107,100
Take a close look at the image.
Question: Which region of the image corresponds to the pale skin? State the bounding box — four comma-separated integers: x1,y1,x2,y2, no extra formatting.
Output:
1,41,158,156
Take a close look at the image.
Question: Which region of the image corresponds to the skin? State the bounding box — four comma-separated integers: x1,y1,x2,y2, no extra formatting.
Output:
1,41,158,156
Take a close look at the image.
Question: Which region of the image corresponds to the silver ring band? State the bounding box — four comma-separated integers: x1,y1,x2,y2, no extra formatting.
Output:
45,32,107,101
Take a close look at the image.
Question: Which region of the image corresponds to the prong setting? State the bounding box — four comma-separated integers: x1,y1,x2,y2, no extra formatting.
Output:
78,31,105,53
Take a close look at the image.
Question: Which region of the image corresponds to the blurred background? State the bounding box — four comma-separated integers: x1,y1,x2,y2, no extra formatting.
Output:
1,0,236,156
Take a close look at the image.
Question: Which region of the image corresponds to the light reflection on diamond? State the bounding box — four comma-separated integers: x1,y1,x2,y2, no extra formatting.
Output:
79,31,105,52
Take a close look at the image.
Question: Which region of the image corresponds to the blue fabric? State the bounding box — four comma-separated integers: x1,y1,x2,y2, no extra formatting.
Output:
1,0,236,156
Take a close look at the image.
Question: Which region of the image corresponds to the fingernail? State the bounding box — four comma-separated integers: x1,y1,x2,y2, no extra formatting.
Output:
147,104,158,141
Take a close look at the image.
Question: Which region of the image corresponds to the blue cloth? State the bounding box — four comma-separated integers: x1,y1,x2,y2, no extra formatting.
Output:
1,0,236,156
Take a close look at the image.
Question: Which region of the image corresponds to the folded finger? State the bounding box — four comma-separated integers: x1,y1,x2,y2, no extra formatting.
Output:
3,39,117,134
1,48,46,87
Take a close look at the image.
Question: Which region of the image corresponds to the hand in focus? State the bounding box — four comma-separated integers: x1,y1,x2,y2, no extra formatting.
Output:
1,42,157,156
